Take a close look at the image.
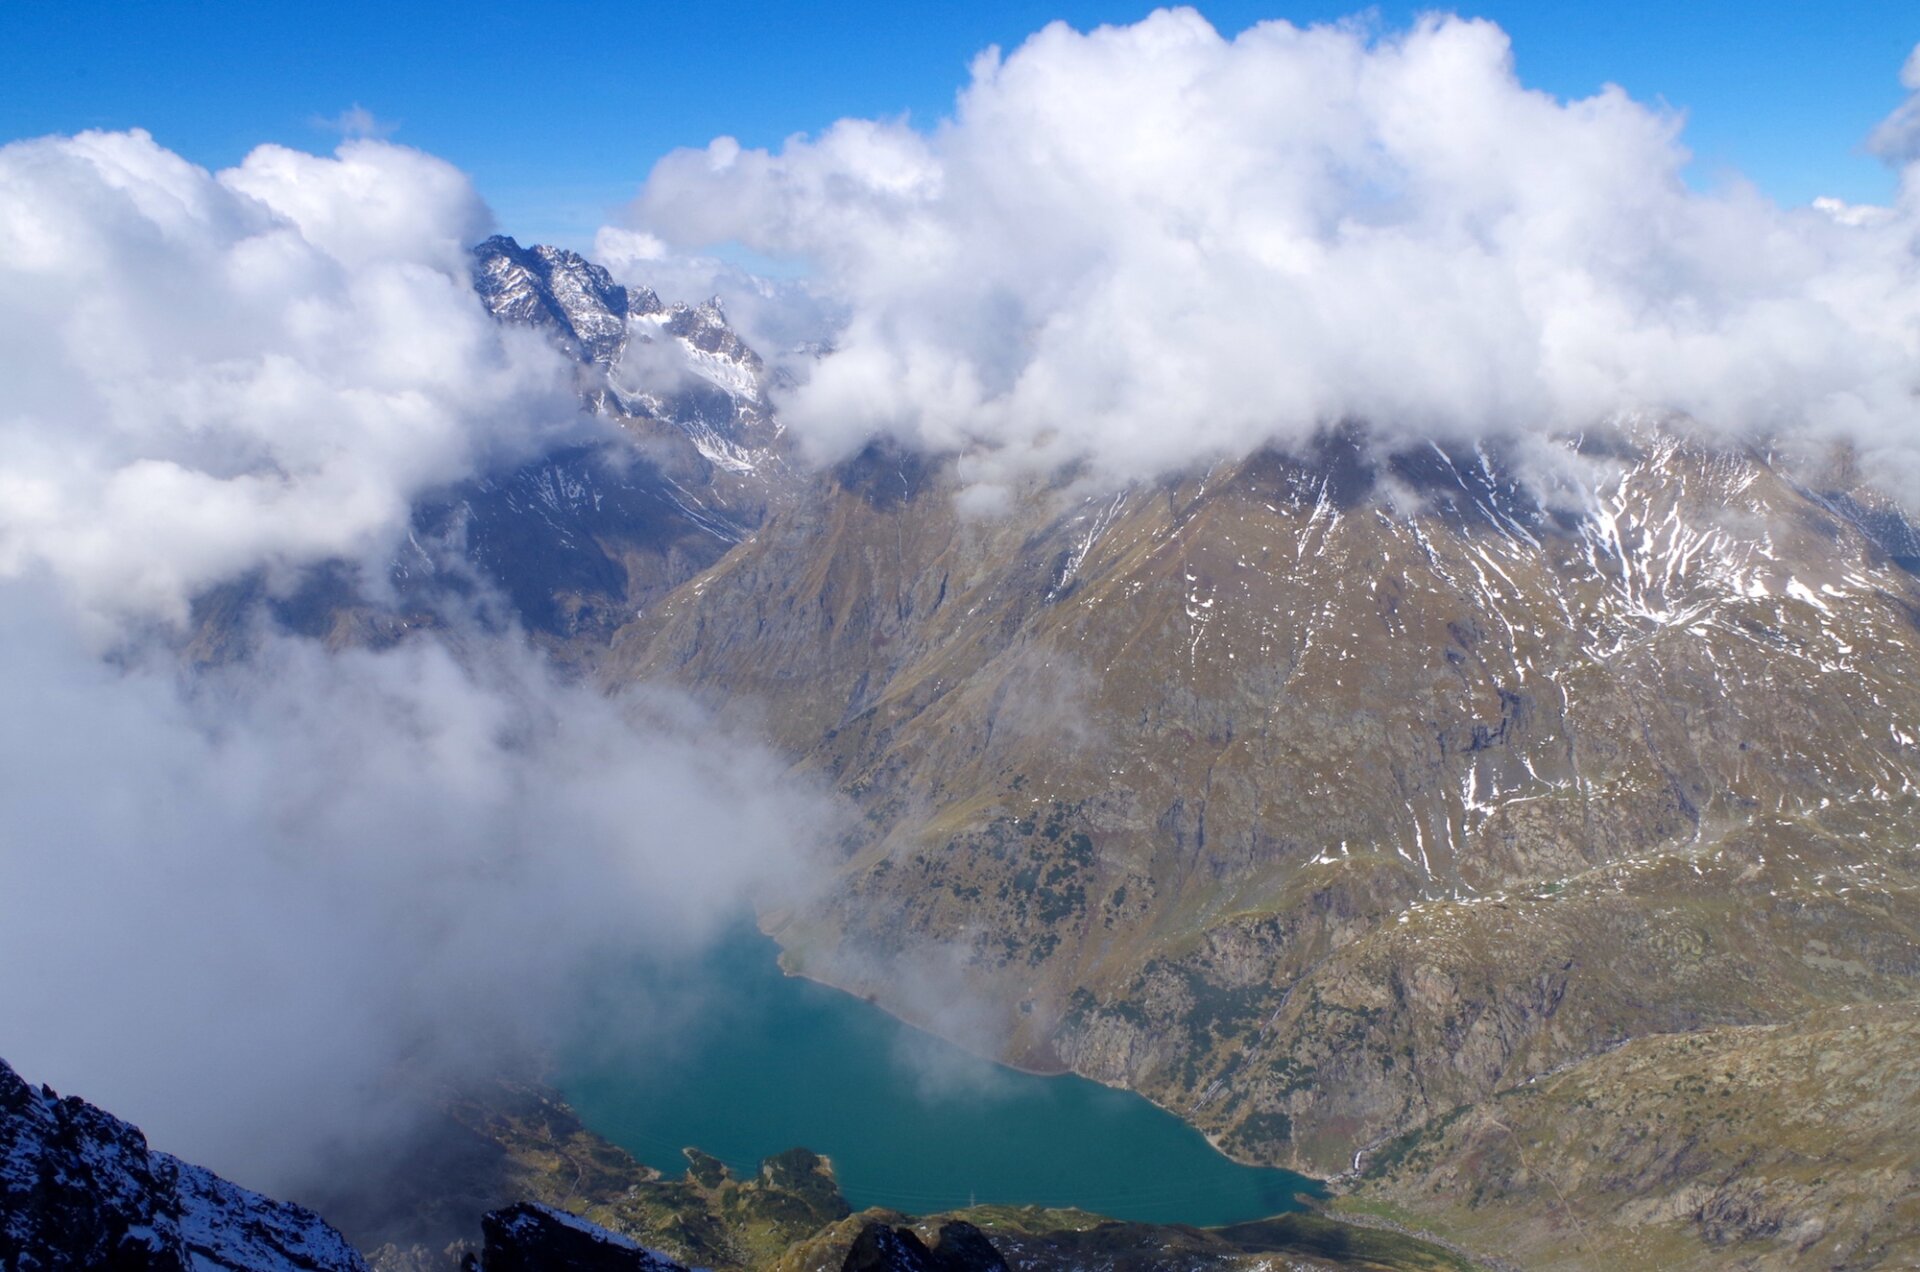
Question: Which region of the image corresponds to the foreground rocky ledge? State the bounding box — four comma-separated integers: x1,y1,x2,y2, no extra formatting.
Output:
0,1056,367,1272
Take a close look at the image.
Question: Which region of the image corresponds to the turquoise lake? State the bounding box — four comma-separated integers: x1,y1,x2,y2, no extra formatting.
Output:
558,929,1321,1226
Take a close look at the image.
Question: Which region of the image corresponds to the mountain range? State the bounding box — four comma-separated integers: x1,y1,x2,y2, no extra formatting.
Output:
154,233,1920,1270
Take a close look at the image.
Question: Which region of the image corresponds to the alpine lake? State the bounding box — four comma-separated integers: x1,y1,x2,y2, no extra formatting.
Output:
559,927,1321,1226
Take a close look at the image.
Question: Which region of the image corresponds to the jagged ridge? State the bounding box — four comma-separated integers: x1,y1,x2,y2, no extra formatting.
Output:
0,1056,367,1272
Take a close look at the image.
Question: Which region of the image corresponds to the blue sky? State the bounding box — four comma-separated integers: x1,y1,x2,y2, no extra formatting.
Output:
4,1,1916,249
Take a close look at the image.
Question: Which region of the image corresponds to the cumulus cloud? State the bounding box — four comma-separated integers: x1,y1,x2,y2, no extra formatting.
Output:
0,129,830,1203
0,129,579,635
592,224,843,363
628,11,1920,495
1869,45,1920,165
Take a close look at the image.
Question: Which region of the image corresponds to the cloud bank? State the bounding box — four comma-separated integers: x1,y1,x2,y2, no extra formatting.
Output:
0,606,818,1190
631,9,1920,495
0,128,578,635
0,129,826,1200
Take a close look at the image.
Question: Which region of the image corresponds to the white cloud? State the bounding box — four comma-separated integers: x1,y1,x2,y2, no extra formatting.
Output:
596,224,671,266
0,130,833,1205
1869,42,1920,167
0,129,580,636
313,104,398,141
591,223,843,363
629,12,1920,496
0,594,824,1192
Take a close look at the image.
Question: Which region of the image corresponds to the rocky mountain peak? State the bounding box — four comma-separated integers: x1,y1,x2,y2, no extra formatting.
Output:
472,234,653,365
473,235,775,466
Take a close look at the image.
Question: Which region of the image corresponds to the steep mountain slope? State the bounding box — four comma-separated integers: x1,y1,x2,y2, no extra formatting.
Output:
0,1056,367,1272
474,237,640,368
1343,999,1920,1269
431,237,788,648
603,421,1920,1245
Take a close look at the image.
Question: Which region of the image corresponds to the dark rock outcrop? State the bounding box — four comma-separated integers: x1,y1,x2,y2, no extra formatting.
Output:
840,1220,1010,1272
462,1201,686,1272
0,1056,367,1272
471,235,653,366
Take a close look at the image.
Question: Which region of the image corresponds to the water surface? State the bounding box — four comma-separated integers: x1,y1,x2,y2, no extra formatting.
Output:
559,929,1320,1225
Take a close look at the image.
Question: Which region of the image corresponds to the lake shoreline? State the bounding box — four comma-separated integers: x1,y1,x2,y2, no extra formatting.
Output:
760,920,1329,1188
558,924,1322,1227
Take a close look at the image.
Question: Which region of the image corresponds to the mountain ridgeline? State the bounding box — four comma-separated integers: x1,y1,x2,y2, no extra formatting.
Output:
195,236,1920,1268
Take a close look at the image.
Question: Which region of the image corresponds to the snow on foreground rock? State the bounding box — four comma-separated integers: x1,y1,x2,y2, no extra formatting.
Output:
0,1055,367,1271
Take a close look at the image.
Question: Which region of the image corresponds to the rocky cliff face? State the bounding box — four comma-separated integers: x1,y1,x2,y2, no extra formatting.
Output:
0,1056,367,1272
473,236,646,368
838,1220,1009,1272
470,235,778,475
1343,999,1920,1269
